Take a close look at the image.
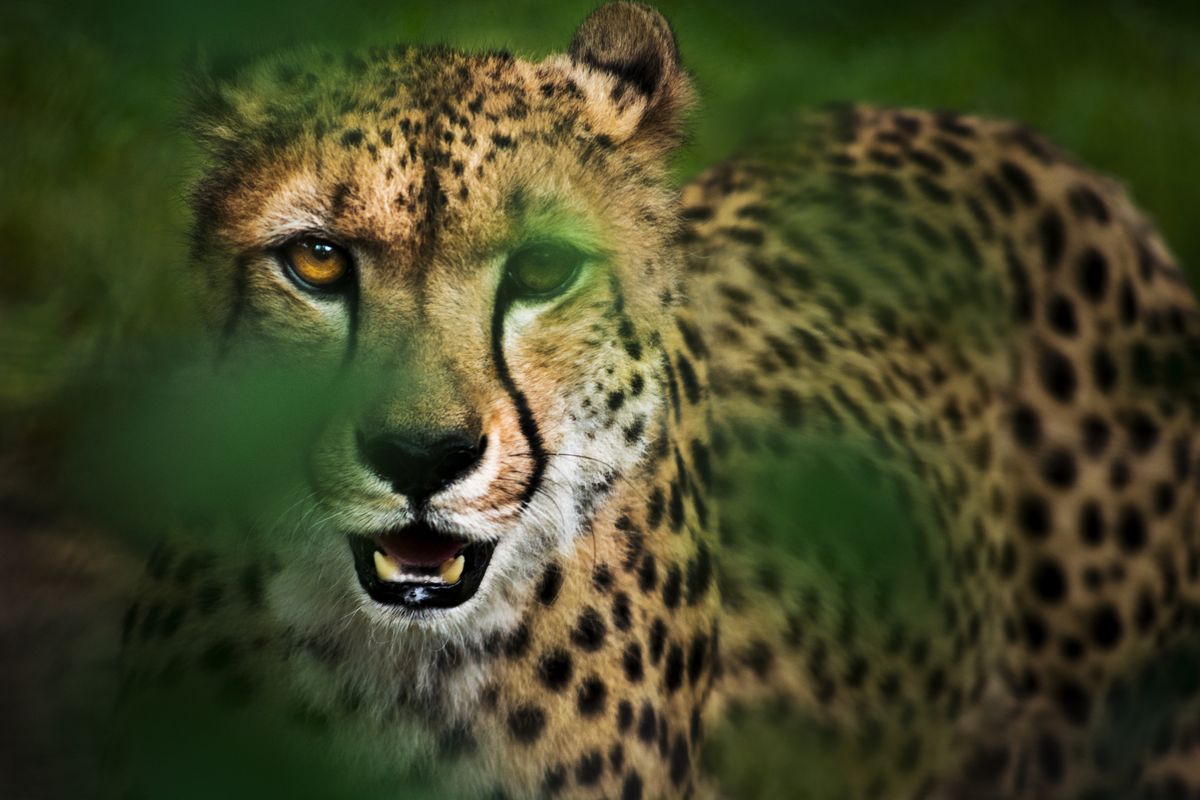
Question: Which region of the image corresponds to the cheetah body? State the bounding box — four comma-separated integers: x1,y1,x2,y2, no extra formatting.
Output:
119,5,1200,799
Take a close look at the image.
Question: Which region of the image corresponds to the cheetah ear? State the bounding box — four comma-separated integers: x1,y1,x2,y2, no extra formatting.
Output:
566,2,694,154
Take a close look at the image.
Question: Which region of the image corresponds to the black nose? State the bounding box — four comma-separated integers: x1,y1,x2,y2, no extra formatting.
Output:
357,430,487,501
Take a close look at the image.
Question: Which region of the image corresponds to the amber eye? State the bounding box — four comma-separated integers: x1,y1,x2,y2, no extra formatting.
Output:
280,237,352,290
504,242,585,299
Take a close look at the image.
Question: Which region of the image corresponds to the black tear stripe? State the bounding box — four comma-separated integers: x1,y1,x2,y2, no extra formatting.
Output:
218,255,251,358
491,283,547,506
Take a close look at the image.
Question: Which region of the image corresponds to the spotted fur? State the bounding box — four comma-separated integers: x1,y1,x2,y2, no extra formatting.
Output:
118,4,1200,798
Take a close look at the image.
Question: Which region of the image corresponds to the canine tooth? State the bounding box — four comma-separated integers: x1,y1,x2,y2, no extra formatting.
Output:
439,555,465,584
373,550,401,582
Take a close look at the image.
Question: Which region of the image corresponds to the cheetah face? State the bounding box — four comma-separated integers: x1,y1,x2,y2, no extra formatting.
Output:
187,6,693,632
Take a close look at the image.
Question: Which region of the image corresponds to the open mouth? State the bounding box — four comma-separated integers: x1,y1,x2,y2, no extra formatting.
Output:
348,522,496,610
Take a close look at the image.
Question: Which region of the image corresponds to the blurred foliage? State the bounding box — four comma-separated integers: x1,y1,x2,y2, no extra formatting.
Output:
117,679,439,800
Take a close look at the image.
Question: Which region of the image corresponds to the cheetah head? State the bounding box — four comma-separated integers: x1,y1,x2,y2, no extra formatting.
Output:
187,3,693,635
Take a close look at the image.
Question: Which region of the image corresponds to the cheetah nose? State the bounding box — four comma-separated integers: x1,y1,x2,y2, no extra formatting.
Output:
356,429,488,502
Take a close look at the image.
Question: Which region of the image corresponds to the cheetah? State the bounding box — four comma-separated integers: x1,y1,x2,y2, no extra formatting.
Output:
109,3,1200,798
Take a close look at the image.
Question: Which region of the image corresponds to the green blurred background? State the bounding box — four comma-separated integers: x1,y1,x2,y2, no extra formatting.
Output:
1,1,1199,797
2,0,1198,426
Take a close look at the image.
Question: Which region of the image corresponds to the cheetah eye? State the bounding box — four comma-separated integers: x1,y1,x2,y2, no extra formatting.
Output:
503,242,585,300
279,237,353,292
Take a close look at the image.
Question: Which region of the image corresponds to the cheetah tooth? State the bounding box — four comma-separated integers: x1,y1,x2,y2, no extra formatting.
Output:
373,550,402,583
439,555,465,584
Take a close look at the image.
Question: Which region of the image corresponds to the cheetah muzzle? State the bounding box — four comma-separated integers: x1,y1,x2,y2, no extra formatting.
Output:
348,522,497,610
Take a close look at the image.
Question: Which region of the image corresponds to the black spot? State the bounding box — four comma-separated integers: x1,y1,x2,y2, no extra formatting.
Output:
1089,605,1123,650
621,770,643,800
936,111,976,138
1118,278,1139,326
1011,405,1042,449
609,741,624,772
577,676,608,717
777,387,803,427
572,607,607,651
669,733,690,786
1081,415,1111,456
623,642,645,682
1039,448,1077,489
932,135,975,166
575,750,604,786
505,623,530,658
743,639,774,679
662,565,682,610
638,554,658,593
647,488,665,529
637,702,656,742
725,226,765,246
1134,590,1157,632
617,699,634,732
1046,294,1078,336
507,705,546,743
1017,493,1050,538
1110,460,1131,490
1116,505,1147,552
593,564,614,593
491,133,516,150
612,592,632,631
340,129,364,148
984,174,1015,218
1023,613,1048,650
1031,560,1066,604
1079,502,1104,545
1153,482,1176,516
664,644,684,693
1004,242,1033,319
542,764,567,797
1090,347,1117,393
676,317,708,360
648,618,666,663
1068,186,1110,224
676,353,702,405
914,175,952,204
1038,344,1077,403
1037,209,1066,269
1124,410,1160,455
1077,248,1109,302
910,149,945,175
685,543,713,605
538,562,563,605
668,482,684,531
999,160,1037,205
537,650,573,691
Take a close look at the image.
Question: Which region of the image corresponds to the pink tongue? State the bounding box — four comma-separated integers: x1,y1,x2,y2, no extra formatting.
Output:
377,529,463,568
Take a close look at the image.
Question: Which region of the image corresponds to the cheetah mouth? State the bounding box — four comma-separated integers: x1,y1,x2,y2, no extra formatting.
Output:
347,522,496,610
